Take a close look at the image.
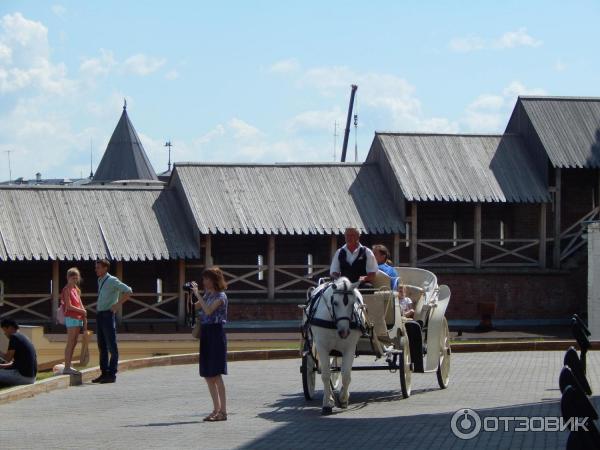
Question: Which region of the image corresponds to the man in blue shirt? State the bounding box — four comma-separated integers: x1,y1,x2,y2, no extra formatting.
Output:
92,259,132,384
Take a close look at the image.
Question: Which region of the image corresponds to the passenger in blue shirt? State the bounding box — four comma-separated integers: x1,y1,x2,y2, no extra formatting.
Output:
372,244,399,289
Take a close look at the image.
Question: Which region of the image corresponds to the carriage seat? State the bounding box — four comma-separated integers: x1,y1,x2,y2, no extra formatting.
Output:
362,291,395,340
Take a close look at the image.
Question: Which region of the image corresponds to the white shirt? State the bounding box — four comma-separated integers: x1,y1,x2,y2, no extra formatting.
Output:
330,244,379,276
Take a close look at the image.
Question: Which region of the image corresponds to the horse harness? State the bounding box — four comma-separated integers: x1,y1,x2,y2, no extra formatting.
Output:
305,282,364,331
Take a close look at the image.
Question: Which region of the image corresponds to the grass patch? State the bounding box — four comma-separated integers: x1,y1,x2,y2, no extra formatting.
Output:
36,371,55,381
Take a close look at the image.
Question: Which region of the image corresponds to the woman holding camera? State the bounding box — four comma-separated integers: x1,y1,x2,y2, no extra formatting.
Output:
191,267,228,422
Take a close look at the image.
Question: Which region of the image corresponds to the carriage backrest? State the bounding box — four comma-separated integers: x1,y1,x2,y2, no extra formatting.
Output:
395,268,438,299
373,270,392,290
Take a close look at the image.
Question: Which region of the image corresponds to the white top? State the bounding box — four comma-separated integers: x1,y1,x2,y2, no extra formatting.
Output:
330,243,379,276
399,296,413,313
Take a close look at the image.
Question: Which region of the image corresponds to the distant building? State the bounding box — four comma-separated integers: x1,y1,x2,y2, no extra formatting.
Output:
0,96,598,328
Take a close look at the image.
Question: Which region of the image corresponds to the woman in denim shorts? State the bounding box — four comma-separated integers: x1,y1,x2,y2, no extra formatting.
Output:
62,267,87,375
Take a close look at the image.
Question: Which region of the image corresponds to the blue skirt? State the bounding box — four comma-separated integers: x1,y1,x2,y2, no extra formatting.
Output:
199,323,227,377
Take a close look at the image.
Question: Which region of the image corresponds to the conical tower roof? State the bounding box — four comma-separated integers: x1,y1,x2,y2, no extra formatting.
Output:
92,103,158,183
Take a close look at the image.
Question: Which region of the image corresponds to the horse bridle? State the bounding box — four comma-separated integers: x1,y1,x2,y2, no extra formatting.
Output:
327,281,356,326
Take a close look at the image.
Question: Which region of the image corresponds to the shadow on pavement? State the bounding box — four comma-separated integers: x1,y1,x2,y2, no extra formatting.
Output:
239,394,600,450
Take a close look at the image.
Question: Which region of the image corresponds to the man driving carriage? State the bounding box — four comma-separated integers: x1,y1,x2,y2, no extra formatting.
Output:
330,227,378,285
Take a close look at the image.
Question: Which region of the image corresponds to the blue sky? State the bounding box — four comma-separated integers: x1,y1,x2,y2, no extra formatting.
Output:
0,0,599,180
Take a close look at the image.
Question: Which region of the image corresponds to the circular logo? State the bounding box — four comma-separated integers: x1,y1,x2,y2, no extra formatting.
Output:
451,408,482,440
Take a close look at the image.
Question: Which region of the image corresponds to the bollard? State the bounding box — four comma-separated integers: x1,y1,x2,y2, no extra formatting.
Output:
68,372,82,386
571,315,591,375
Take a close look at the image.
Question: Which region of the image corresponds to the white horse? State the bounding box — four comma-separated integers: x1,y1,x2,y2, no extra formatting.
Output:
306,277,364,415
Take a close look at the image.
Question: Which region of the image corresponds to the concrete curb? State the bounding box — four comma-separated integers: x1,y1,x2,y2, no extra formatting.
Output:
1,342,595,405
0,349,299,405
451,340,599,353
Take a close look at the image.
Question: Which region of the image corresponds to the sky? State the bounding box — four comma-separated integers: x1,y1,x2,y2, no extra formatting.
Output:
0,0,599,180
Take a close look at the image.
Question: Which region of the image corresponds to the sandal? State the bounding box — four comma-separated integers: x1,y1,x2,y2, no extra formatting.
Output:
207,412,227,422
203,412,218,422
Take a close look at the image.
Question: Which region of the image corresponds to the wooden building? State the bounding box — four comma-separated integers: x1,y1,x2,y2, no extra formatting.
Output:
0,96,598,327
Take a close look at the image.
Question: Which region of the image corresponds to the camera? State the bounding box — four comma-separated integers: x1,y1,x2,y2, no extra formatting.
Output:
183,281,196,292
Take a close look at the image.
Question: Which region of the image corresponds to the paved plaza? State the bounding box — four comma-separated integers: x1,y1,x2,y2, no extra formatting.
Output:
1,351,598,449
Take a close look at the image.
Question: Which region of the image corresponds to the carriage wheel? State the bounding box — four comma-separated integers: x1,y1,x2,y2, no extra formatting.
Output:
399,336,412,398
301,354,317,400
329,357,341,391
436,317,451,389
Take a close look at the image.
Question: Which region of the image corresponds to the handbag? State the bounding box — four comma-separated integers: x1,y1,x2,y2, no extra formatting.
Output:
79,326,91,366
192,321,201,339
56,303,65,325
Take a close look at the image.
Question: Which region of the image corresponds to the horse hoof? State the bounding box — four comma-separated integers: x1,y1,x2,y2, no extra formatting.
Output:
340,402,348,409
322,407,333,416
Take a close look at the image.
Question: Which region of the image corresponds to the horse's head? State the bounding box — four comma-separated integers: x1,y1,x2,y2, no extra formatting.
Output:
326,277,360,339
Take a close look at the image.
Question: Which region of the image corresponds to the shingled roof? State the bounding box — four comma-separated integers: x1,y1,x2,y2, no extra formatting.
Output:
92,105,158,183
367,133,550,203
172,163,406,235
0,185,199,261
508,96,600,169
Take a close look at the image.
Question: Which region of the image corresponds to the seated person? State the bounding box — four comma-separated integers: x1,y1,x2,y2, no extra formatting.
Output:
0,318,37,387
397,285,415,318
330,227,378,285
372,244,399,289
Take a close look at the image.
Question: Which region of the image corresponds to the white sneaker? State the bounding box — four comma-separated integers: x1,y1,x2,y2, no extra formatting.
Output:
62,367,81,375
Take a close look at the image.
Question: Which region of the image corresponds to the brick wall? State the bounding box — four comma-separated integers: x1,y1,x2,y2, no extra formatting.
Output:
438,268,586,320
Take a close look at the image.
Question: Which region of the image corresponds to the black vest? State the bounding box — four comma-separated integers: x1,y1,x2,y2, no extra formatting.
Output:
338,247,367,282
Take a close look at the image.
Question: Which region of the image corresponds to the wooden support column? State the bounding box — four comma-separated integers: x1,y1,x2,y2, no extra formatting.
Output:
330,235,338,260
393,233,401,266
539,203,547,268
474,203,482,269
597,168,600,210
267,235,275,300
177,259,186,325
409,202,418,267
204,234,213,267
553,168,562,268
51,260,59,324
116,260,124,322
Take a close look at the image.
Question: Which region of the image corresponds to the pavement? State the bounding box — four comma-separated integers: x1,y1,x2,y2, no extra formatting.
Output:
1,350,597,449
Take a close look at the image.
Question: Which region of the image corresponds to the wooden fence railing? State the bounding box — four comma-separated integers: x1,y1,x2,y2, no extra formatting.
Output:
559,206,600,262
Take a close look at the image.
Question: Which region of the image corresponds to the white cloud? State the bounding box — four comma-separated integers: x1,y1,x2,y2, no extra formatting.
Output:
449,28,542,52
0,42,12,63
493,28,542,49
449,36,486,53
468,94,505,111
462,81,547,132
79,49,116,77
228,118,263,140
286,108,344,132
0,12,73,95
123,54,165,76
502,80,546,98
268,58,300,73
0,96,98,180
51,5,67,18
301,65,457,133
165,69,179,80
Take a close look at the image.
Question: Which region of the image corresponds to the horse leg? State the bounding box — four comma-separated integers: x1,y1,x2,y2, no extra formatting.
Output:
316,342,334,415
339,350,354,409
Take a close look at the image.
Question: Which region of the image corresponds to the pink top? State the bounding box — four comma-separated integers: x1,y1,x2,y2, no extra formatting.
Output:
62,286,84,320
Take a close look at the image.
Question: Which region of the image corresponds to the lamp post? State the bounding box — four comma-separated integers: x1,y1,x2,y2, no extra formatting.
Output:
164,141,172,172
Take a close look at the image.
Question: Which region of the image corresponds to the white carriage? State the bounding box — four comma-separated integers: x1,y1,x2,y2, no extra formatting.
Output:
300,267,451,404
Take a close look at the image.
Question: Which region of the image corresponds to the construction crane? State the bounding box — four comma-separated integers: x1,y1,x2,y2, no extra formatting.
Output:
340,84,358,162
